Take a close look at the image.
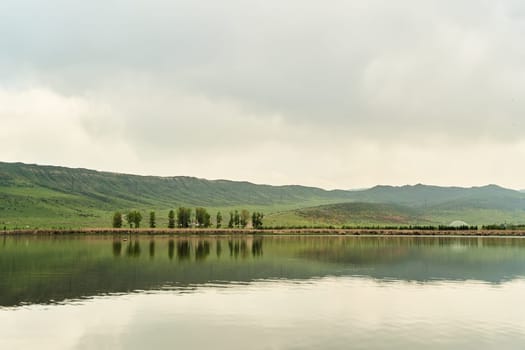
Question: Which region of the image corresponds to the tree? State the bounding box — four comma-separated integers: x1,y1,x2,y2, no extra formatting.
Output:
126,211,135,228
228,212,234,228
126,210,142,228
177,207,192,228
240,209,250,228
168,209,175,229
149,211,156,228
132,211,142,228
252,212,264,229
195,207,211,228
204,212,211,227
234,210,240,228
112,212,122,228
216,211,223,228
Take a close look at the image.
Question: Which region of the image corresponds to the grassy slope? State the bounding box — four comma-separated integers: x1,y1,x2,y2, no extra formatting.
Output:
267,202,525,227
1,162,525,228
0,162,353,228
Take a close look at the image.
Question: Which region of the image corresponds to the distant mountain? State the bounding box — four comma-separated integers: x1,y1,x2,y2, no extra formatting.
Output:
347,184,525,210
1,162,524,228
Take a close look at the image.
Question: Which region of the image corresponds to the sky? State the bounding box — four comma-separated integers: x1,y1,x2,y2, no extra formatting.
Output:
1,0,525,190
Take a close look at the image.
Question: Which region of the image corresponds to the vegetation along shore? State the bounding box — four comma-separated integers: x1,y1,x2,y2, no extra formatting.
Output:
4,227,525,237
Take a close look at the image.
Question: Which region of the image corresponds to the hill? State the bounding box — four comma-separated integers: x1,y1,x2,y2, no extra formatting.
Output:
1,162,525,228
265,201,525,227
265,202,427,227
0,162,352,228
348,184,525,210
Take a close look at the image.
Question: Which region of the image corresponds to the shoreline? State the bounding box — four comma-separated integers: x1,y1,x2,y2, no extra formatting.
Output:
3,228,525,237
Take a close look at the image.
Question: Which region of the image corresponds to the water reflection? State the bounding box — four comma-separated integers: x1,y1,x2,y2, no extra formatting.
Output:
252,238,263,257
149,240,155,258
112,240,122,257
2,236,525,307
195,241,210,261
177,240,191,261
228,239,249,259
216,240,222,258
3,276,525,350
126,240,141,257
168,239,174,260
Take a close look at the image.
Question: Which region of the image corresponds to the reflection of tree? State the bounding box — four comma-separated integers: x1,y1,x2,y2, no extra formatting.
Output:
3,236,525,307
126,240,141,257
195,241,210,261
228,240,248,258
149,240,155,258
240,240,248,258
252,238,263,257
112,240,122,257
168,240,175,260
177,240,191,261
216,241,222,258
228,240,233,256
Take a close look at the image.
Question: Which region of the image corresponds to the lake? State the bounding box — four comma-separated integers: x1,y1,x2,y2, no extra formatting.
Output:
1,235,525,349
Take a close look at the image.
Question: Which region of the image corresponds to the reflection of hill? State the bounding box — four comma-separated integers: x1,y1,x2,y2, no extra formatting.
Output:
1,236,525,307
298,236,525,283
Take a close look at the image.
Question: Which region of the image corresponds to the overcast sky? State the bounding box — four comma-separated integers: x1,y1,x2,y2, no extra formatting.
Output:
1,0,524,189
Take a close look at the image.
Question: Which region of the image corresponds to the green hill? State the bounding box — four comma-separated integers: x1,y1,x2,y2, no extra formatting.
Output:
0,162,352,228
1,161,524,228
266,199,525,228
265,202,428,227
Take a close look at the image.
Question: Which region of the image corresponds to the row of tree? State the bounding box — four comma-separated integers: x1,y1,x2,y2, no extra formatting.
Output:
112,208,264,229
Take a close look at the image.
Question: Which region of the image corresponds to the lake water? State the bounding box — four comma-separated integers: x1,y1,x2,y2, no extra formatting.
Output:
1,235,525,349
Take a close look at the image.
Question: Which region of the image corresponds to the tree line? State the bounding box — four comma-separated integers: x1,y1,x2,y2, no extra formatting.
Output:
112,207,264,229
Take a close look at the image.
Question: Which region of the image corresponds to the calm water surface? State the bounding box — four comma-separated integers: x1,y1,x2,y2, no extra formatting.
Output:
1,235,525,349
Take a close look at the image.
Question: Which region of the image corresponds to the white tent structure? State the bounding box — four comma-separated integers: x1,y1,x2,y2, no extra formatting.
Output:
448,220,469,227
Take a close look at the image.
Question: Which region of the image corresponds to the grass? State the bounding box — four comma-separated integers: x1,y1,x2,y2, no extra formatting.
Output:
265,202,525,228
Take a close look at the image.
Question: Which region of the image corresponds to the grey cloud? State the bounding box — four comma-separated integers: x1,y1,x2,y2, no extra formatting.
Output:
1,0,525,187
4,1,520,135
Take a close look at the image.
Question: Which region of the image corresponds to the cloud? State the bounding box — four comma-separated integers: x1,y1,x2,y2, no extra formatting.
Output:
1,0,525,188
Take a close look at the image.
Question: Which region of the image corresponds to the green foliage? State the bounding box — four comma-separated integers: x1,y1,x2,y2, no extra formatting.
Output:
126,210,142,228
149,211,156,228
195,207,211,228
228,212,234,228
482,224,525,230
240,209,250,228
168,210,175,229
252,212,264,229
234,210,240,228
125,212,133,228
134,212,142,228
112,212,122,228
216,211,222,228
177,207,192,228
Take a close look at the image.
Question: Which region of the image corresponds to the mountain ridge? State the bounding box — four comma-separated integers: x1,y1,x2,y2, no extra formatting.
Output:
1,161,524,228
